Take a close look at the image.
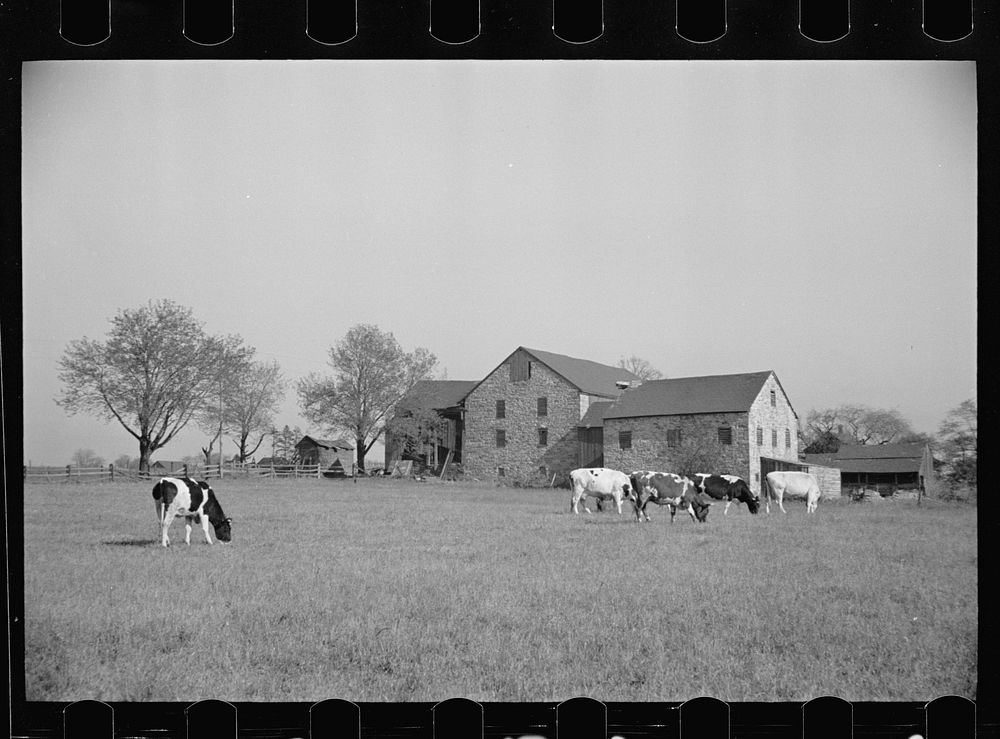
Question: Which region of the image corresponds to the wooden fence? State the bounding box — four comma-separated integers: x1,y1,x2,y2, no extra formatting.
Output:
23,462,364,483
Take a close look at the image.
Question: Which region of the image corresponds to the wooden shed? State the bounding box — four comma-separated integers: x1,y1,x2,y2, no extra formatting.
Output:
295,436,355,473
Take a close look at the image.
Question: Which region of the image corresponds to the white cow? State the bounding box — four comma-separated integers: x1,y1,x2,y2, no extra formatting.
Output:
569,468,635,514
764,471,821,514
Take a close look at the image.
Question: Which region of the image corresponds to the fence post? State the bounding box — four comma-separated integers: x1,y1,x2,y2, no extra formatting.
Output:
66,464,71,480
109,463,114,482
317,463,321,479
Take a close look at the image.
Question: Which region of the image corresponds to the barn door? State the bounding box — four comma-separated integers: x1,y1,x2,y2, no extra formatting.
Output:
578,428,604,468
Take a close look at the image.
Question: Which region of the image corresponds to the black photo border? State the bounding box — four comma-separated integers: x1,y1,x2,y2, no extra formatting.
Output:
3,1,996,737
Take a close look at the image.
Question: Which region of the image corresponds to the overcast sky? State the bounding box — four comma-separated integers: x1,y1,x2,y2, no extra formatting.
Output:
21,60,977,466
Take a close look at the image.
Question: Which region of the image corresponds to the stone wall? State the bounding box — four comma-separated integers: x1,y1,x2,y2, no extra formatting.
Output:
803,463,842,499
746,373,800,491
463,351,588,481
602,412,750,478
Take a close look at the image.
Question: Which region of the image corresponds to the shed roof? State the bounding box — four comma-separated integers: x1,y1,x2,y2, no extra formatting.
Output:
803,444,927,474
833,443,927,460
578,401,613,428
296,435,354,451
396,379,478,412
837,458,923,474
518,347,640,397
603,371,779,419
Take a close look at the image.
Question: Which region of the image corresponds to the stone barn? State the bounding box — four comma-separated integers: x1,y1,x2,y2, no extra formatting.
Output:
601,371,801,494
295,435,355,474
383,379,478,473
461,346,639,482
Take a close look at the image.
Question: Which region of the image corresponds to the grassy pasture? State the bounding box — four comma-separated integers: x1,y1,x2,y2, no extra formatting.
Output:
24,477,976,702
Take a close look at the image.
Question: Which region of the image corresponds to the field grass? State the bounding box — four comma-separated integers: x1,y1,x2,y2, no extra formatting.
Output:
23,477,977,703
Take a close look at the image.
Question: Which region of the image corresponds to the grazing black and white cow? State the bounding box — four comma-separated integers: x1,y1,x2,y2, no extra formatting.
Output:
152,476,232,547
691,473,760,515
764,471,822,514
629,471,711,524
569,467,635,514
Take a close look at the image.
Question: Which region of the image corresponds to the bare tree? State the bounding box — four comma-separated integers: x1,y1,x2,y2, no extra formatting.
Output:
297,324,437,471
227,359,285,462
196,335,254,465
113,454,134,470
802,404,915,451
617,355,664,381
57,300,231,472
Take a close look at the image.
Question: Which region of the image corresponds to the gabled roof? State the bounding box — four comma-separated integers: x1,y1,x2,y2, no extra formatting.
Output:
603,371,778,419
396,379,478,412
296,435,354,451
517,347,640,397
578,401,613,428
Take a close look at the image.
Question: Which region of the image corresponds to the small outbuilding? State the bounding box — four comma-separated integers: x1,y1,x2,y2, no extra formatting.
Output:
295,436,355,473
804,443,933,497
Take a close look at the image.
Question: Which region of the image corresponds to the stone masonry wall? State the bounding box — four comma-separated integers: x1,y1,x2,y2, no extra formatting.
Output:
602,412,750,479
803,463,842,500
463,352,586,481
747,372,800,493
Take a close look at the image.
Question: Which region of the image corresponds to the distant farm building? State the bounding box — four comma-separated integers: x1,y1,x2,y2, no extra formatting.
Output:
803,443,933,497
602,371,814,495
384,379,478,473
295,436,355,474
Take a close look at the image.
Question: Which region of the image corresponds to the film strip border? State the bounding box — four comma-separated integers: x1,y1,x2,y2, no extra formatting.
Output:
47,695,977,738
23,0,986,56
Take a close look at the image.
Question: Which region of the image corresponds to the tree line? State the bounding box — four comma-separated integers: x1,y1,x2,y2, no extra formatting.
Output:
56,300,435,473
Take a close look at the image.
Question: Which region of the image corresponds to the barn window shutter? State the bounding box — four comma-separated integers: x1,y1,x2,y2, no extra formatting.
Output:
619,430,632,449
537,397,547,416
785,428,791,447
538,427,548,446
497,466,506,477
496,400,505,419
770,389,777,406
718,427,732,445
666,429,681,447
496,429,506,447
756,427,764,446
771,428,778,446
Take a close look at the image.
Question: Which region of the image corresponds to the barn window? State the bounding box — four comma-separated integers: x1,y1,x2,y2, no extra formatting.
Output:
537,397,548,416
538,427,548,446
785,428,791,447
496,429,506,447
497,466,506,477
756,427,763,446
666,429,682,447
509,353,530,382
496,400,505,419
619,430,632,449
771,429,778,447
718,427,732,445
770,390,776,406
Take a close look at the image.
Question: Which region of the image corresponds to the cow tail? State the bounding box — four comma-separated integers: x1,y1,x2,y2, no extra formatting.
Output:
152,480,162,501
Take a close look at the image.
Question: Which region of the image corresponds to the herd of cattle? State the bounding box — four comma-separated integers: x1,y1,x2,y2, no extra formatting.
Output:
569,467,822,522
150,467,821,546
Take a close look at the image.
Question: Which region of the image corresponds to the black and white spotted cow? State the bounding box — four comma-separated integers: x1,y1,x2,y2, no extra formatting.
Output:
569,467,635,514
152,476,232,547
629,471,711,524
691,473,760,515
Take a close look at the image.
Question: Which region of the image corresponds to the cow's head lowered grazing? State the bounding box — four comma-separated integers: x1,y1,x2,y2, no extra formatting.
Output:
152,476,232,546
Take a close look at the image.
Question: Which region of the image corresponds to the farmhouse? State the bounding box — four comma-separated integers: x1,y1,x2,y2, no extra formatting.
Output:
383,379,478,472
461,347,640,481
295,435,355,473
803,442,933,496
600,371,805,494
